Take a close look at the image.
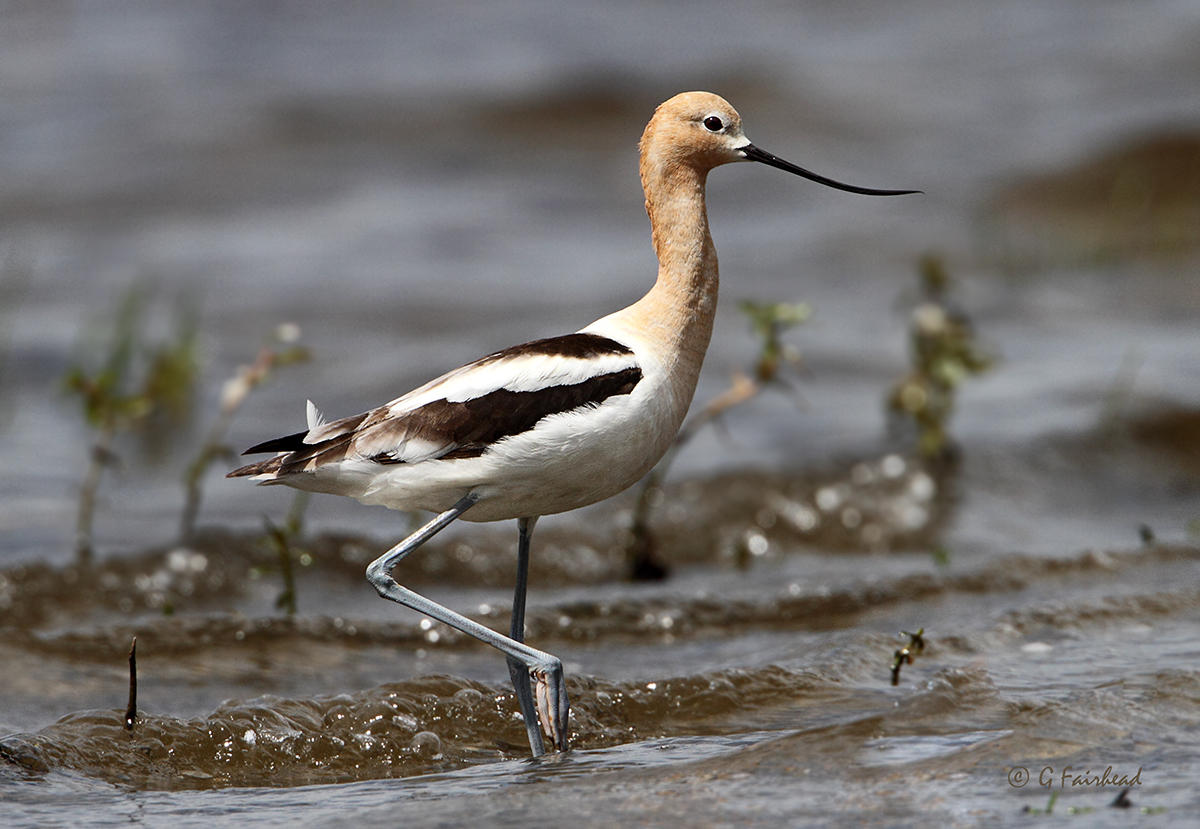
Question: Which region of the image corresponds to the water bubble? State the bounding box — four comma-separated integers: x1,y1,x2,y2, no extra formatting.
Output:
896,502,929,530
880,454,907,479
409,731,442,759
242,729,257,746
452,688,483,706
851,463,875,486
908,473,936,501
815,486,842,512
840,508,862,530
778,500,818,532
392,713,419,731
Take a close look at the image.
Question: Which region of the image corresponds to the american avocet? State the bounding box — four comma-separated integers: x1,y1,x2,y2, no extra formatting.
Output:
229,91,917,756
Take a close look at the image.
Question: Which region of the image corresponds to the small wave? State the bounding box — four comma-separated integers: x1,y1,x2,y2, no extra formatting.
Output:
0,664,843,789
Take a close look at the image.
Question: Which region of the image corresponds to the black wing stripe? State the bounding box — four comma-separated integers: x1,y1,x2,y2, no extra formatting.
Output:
478,332,633,363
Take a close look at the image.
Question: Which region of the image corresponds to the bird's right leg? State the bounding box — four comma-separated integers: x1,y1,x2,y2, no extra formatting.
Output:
364,493,569,756
507,516,546,756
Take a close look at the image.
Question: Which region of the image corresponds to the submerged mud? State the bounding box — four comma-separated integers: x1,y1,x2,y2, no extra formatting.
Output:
987,131,1200,262
9,543,1197,664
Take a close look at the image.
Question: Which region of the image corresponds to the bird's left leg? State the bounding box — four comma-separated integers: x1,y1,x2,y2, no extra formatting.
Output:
365,494,569,755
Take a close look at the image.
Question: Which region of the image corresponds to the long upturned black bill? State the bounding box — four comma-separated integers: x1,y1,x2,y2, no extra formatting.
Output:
740,144,920,196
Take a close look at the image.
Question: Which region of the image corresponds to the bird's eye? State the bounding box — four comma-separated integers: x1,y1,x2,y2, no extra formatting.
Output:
702,115,724,132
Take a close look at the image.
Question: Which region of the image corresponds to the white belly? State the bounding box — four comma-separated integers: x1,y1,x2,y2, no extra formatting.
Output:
345,366,685,522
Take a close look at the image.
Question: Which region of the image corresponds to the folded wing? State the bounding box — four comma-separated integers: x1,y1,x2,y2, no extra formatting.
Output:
227,332,642,480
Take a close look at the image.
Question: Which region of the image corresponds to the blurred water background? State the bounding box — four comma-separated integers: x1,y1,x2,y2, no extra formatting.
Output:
1,1,1199,826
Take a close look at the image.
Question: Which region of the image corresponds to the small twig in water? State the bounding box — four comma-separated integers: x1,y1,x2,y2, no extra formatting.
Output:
125,636,137,731
890,627,926,686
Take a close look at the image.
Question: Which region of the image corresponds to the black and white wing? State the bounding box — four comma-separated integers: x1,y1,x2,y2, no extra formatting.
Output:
228,332,642,480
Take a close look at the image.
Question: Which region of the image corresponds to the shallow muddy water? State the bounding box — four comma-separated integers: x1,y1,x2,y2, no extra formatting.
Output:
2,1,1200,826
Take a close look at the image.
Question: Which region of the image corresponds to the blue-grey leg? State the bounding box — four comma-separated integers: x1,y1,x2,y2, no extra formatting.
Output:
507,516,546,756
365,494,569,755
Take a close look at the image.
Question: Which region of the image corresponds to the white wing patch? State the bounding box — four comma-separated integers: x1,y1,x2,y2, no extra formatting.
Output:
385,352,638,417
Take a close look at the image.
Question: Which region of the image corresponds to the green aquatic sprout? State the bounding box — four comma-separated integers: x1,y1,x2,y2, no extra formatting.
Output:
63,284,199,563
259,491,312,616
179,323,310,542
930,545,952,568
624,300,809,579
887,254,993,460
737,300,810,383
